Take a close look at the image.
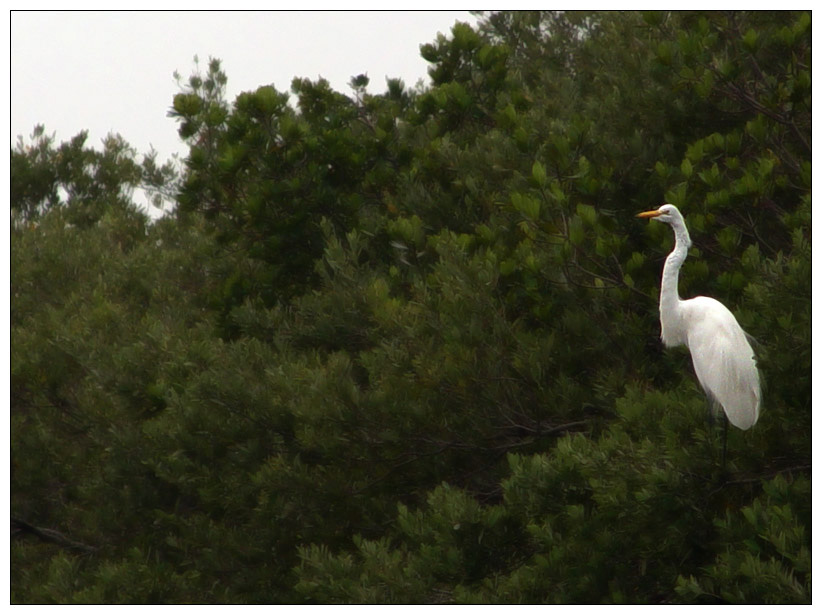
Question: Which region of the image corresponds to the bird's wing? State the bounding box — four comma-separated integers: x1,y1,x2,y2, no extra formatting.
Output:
683,297,760,430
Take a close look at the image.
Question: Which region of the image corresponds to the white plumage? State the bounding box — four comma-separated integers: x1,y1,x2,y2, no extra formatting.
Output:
638,204,760,430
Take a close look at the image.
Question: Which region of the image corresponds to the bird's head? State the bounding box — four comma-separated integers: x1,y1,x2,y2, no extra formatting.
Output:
636,203,682,225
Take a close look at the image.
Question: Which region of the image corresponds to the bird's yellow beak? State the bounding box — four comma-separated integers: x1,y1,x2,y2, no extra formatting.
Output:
637,209,662,219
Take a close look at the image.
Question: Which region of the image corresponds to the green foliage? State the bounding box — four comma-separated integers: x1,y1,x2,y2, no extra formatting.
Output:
169,56,414,317
675,474,810,603
12,10,809,604
11,126,178,225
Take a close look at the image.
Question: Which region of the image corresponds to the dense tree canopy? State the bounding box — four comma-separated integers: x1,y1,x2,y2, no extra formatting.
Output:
11,11,810,604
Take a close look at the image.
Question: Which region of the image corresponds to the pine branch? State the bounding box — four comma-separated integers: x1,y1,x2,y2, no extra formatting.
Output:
11,516,97,554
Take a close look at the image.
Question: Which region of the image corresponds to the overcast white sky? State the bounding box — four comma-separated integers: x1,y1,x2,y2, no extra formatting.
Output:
11,11,478,168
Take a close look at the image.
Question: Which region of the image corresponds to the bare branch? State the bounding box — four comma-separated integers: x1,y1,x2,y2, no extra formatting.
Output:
11,517,97,553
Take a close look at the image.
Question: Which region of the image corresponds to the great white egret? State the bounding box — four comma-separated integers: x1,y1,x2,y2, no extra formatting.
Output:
637,204,760,446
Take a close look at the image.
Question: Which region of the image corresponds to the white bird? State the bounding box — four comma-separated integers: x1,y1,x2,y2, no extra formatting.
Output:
637,204,760,435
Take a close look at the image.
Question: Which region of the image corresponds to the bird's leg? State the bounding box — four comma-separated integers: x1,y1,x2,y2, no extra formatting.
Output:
703,399,718,465
704,399,727,472
705,399,715,429
721,414,729,472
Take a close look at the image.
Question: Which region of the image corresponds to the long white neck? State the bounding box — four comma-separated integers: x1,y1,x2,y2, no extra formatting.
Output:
659,218,691,346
